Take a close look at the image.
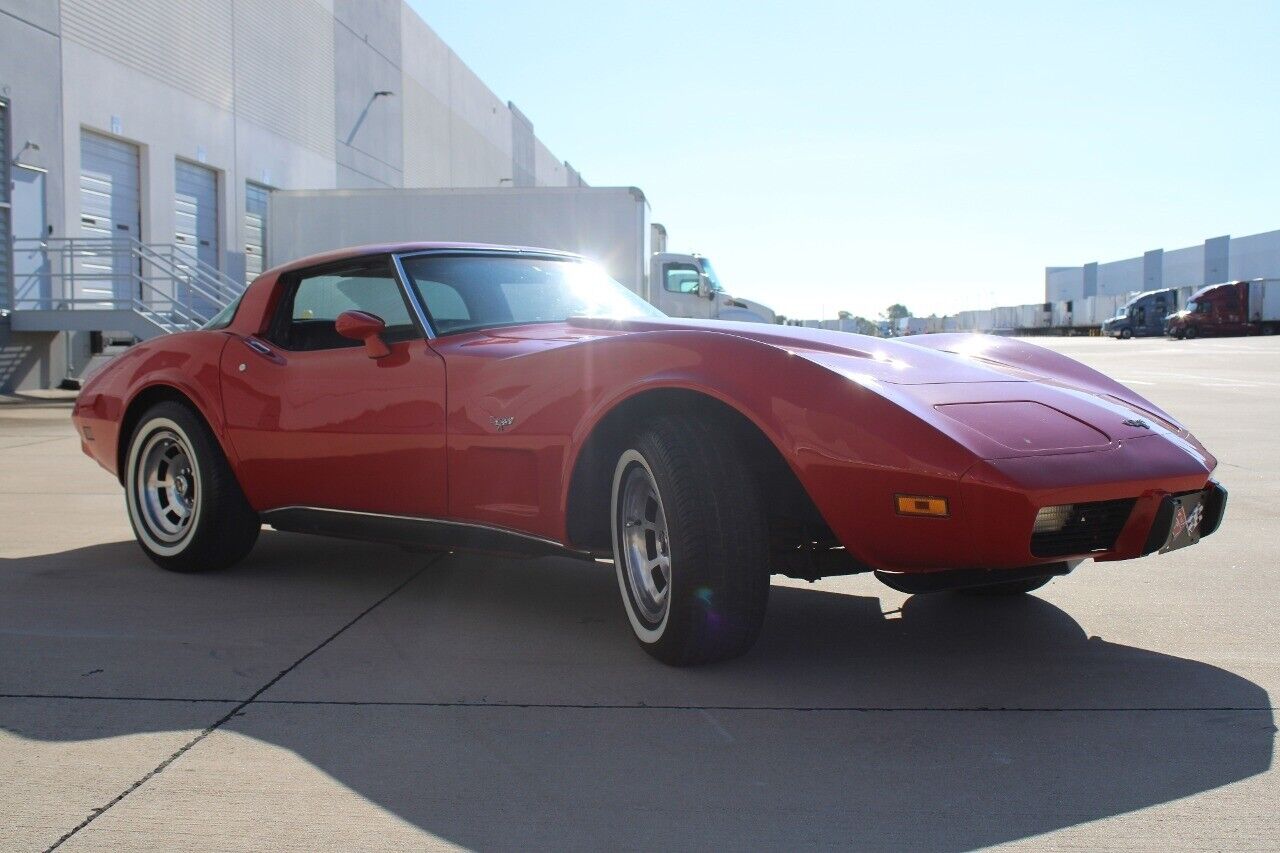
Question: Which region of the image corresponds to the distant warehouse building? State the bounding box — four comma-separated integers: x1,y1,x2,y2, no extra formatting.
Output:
1046,229,1280,303
0,0,585,392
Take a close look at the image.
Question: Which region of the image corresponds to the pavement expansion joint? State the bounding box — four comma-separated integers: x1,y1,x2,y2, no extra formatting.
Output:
39,554,443,852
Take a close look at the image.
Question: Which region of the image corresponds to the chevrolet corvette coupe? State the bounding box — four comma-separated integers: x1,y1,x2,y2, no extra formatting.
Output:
72,243,1227,664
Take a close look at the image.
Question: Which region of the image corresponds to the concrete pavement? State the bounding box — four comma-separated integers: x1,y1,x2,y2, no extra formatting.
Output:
1,335,1276,850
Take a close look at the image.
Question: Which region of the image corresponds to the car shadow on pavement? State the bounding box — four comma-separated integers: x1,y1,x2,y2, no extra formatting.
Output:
1,533,1273,850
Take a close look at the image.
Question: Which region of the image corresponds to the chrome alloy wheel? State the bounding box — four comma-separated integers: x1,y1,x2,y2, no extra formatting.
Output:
132,424,200,551
615,454,673,631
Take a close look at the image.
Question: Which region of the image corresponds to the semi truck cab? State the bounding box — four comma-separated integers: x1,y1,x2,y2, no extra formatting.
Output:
649,252,777,323
1167,282,1248,338
1103,288,1177,338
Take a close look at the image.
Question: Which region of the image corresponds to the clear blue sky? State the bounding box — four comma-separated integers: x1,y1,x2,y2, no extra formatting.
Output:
407,0,1280,320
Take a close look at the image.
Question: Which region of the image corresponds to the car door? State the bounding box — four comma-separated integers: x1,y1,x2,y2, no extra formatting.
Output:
219,256,448,518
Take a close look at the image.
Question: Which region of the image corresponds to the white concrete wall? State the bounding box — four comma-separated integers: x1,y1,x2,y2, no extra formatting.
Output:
398,5,574,189
1229,229,1280,282
1096,256,1143,296
400,7,454,188
448,55,516,186
334,0,403,188
1045,267,1083,302
1162,245,1204,288
535,139,568,187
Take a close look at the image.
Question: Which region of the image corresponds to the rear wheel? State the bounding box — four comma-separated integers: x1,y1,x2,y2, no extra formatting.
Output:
958,574,1053,596
611,416,770,665
125,401,259,572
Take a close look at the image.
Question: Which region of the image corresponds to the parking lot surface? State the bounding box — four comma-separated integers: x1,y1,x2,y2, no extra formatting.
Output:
2,335,1277,851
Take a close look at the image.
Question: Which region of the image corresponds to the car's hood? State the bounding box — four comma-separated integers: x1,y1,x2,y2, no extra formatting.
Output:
565,316,1024,385
481,318,1211,467
557,318,1211,461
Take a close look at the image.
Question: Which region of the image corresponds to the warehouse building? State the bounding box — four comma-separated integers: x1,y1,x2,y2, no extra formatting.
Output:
1045,229,1280,303
0,0,584,392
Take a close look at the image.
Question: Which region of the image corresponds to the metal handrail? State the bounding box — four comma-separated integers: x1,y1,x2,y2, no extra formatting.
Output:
19,237,240,308
11,236,247,333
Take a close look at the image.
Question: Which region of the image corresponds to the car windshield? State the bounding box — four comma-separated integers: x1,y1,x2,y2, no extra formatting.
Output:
399,254,664,336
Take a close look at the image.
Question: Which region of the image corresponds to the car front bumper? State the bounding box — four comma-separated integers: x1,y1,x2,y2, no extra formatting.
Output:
824,433,1221,573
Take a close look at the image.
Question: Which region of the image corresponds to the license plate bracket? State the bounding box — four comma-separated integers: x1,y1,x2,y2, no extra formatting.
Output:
1159,491,1206,554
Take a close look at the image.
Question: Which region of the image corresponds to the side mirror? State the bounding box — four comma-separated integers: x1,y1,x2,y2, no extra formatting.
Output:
698,275,712,299
335,310,391,358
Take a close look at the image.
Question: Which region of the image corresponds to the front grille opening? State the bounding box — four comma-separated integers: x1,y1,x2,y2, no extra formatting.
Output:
1030,498,1136,558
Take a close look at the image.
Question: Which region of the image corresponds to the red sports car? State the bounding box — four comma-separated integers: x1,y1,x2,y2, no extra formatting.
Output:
72,243,1226,664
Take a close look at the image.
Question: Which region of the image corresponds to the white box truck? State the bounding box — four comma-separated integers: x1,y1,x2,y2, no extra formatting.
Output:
268,186,777,324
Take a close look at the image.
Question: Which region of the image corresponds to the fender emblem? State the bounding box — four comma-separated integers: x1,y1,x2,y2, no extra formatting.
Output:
1122,418,1151,429
490,416,515,432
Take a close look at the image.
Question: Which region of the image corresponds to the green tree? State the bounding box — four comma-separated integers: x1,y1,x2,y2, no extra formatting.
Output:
853,316,879,336
883,304,911,322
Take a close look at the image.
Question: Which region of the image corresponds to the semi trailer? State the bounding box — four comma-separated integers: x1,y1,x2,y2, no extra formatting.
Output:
268,186,777,324
1165,279,1280,338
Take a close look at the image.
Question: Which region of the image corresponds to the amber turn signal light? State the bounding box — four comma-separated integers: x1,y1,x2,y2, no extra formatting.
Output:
895,494,950,518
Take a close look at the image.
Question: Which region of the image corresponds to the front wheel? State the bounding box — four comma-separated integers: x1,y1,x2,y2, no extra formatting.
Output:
1119,328,1132,340
125,401,260,572
1185,325,1199,339
611,417,771,665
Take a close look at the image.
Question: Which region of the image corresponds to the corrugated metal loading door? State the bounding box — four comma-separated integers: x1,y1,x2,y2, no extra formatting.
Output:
1,101,11,310
244,182,269,280
175,160,218,269
175,159,219,317
79,130,141,305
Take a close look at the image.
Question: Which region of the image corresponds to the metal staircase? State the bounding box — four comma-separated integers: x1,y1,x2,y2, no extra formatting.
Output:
9,236,245,341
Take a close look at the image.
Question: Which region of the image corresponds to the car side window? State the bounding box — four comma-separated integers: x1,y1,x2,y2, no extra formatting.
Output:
269,261,419,351
663,263,701,294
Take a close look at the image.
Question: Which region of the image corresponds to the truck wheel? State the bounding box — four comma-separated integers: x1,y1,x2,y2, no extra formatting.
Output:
1185,326,1198,339
125,401,260,572
959,575,1053,596
1263,325,1276,336
1119,328,1132,339
611,416,770,665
